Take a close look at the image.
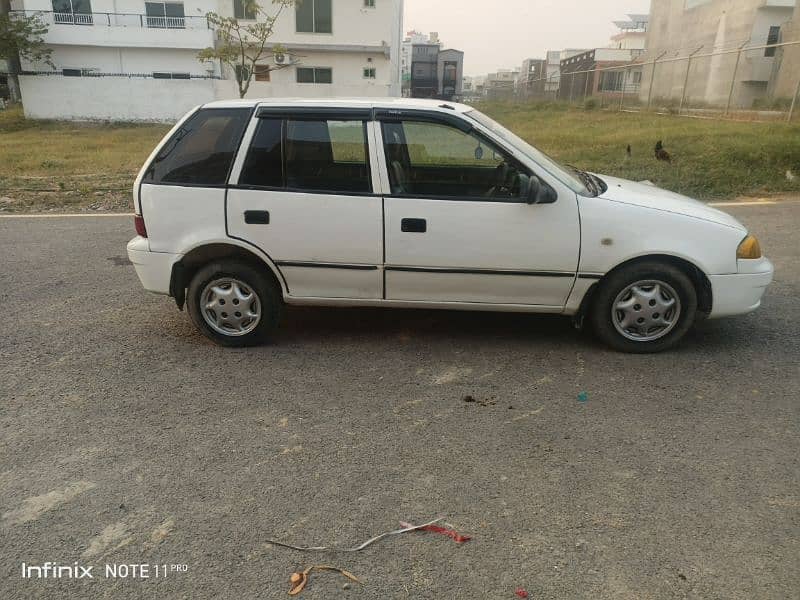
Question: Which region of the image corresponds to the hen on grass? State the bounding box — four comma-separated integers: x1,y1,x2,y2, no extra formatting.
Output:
655,140,672,163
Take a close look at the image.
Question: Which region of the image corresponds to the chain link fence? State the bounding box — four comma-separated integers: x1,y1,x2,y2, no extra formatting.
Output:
510,40,800,122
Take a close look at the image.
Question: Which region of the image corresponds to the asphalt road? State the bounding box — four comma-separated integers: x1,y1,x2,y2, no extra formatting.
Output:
1,201,798,600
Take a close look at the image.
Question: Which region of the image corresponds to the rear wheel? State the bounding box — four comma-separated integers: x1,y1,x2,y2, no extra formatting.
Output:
187,260,282,347
590,261,697,353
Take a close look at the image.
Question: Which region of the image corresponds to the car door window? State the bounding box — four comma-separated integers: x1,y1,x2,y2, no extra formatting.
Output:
240,117,371,194
285,119,371,193
240,118,283,188
382,119,530,200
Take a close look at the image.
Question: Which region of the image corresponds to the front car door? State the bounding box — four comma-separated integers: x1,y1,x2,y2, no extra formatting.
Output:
376,109,580,308
227,107,383,299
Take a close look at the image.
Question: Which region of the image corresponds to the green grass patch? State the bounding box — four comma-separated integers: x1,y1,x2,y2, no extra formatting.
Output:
476,102,800,200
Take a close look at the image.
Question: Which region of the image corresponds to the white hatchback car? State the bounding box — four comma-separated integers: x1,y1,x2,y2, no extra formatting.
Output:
127,98,773,352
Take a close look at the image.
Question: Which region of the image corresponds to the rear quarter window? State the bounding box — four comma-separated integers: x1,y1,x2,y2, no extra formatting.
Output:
143,108,251,186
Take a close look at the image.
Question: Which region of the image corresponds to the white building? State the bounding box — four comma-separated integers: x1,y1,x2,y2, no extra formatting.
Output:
10,0,403,121
610,13,648,56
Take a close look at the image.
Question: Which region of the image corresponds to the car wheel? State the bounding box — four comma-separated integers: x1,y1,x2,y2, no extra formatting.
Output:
590,261,698,353
187,260,282,347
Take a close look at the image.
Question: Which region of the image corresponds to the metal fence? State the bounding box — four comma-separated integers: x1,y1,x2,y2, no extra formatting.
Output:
10,9,211,30
507,40,800,122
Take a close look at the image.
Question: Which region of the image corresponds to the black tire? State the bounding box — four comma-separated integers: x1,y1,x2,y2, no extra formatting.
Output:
187,259,283,347
590,261,698,353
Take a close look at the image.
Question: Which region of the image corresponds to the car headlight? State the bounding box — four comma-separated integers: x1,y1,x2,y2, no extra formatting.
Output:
737,235,762,259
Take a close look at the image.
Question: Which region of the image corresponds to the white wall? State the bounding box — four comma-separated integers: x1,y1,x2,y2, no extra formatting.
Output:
18,75,215,120
220,50,394,99
23,45,210,75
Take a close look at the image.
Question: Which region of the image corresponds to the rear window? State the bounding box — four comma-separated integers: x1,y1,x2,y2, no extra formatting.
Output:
143,108,251,186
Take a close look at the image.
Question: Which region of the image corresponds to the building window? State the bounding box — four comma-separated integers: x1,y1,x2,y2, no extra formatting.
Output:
296,67,332,84
363,67,376,79
153,72,191,79
145,2,185,28
233,0,256,20
599,71,625,92
62,68,84,77
765,25,781,57
254,65,271,81
364,0,375,7
296,0,332,33
234,65,251,83
51,0,93,25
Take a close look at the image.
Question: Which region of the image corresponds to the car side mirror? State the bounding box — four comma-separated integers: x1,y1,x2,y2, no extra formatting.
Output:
525,176,557,205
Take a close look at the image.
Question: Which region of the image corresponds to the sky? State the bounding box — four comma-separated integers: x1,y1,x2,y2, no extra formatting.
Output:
403,0,652,76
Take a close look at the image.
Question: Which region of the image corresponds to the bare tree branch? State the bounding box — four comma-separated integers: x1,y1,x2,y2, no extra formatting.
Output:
198,0,296,99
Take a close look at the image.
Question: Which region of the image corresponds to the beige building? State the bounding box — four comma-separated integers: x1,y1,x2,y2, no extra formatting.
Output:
774,2,800,98
641,0,798,108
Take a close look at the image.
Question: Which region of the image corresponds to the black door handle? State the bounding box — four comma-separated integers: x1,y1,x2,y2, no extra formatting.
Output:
401,218,426,233
244,210,270,225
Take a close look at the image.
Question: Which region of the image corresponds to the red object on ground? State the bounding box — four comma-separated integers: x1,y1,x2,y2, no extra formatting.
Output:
419,523,471,543
515,589,529,598
398,521,471,543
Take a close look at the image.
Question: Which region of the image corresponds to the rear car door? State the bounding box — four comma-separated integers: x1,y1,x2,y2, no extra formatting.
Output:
227,107,383,299
377,111,580,307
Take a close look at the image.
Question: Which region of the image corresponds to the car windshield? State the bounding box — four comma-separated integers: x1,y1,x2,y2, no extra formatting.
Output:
465,109,591,195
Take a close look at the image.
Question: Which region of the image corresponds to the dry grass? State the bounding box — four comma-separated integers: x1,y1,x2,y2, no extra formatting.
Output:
0,106,168,211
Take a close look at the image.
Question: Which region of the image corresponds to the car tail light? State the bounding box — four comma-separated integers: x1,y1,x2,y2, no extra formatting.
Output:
134,214,148,238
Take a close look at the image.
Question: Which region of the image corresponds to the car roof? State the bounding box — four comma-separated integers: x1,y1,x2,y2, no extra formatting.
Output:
201,97,473,113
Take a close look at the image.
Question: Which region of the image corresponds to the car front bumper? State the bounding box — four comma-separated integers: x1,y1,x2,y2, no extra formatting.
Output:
708,257,774,318
127,236,181,296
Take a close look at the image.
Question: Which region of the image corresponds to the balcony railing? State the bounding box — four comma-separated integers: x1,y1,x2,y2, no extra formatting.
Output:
11,10,210,29
53,12,93,25
145,16,187,29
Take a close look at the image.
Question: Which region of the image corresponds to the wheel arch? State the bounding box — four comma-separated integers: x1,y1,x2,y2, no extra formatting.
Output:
577,253,713,322
170,241,287,310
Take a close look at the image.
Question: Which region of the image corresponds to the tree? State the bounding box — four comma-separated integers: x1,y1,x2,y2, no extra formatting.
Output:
198,0,297,99
0,0,53,103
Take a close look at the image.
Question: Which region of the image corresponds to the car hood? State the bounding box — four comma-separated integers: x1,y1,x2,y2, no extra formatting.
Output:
593,174,746,232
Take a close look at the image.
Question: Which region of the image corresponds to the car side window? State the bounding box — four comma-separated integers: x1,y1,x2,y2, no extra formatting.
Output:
143,108,250,186
381,119,530,200
239,117,371,194
285,119,371,193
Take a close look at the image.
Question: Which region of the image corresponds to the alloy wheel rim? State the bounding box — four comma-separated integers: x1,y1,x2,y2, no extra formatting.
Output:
612,279,681,342
200,278,261,337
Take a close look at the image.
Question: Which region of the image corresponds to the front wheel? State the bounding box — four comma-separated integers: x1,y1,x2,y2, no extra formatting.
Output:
590,262,698,353
187,260,282,347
